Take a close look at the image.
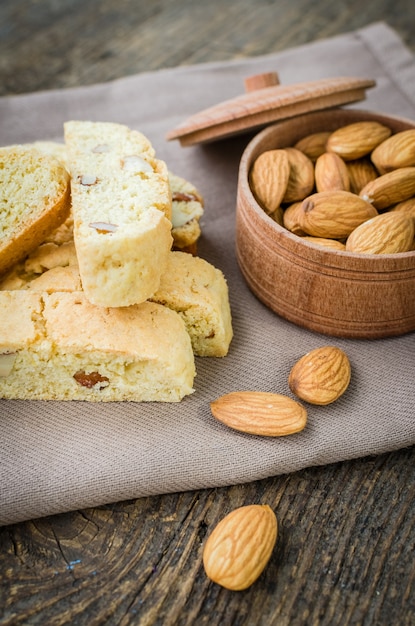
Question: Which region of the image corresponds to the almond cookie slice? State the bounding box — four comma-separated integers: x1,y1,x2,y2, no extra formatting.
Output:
0,146,71,276
0,291,195,402
169,172,204,255
1,249,233,358
150,251,233,357
64,121,173,307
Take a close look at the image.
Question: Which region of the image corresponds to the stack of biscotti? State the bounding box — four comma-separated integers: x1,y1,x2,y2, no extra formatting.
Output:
0,121,233,401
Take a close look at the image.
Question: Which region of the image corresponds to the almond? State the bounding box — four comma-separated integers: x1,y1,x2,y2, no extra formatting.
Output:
301,236,346,251
294,131,331,162
203,504,278,590
359,167,415,210
371,129,415,173
269,205,284,227
315,152,350,192
346,158,378,194
210,391,307,437
282,147,315,203
288,346,351,405
326,121,392,160
389,197,415,218
249,150,290,214
282,202,307,235
298,190,378,239
346,211,415,254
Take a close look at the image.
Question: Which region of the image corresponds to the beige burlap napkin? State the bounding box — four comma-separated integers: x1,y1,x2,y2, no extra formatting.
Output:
1,21,414,526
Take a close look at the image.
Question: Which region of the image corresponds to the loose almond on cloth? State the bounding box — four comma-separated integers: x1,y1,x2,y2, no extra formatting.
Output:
210,391,307,436
203,504,278,591
288,346,351,405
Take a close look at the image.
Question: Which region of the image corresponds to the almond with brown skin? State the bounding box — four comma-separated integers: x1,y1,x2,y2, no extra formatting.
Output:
210,391,307,437
301,236,346,251
249,149,290,214
359,167,415,210
346,158,378,194
203,504,278,590
298,190,378,239
371,129,415,173
269,205,284,226
283,202,307,235
346,211,415,254
294,131,331,162
326,121,392,160
315,152,350,192
282,147,315,203
289,346,351,405
389,197,415,218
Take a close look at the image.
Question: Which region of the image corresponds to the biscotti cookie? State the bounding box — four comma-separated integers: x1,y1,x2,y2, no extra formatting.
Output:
22,141,205,255
64,121,173,307
151,251,233,357
169,172,204,254
0,146,71,276
0,291,195,402
0,240,79,291
0,248,233,357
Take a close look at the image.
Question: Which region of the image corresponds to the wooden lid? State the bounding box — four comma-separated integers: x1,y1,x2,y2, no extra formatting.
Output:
166,73,376,146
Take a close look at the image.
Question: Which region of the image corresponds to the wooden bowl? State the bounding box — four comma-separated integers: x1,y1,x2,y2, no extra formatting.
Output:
236,109,415,339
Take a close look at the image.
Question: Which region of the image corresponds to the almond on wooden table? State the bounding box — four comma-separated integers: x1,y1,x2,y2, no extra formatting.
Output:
210,391,307,436
203,504,278,590
288,346,351,405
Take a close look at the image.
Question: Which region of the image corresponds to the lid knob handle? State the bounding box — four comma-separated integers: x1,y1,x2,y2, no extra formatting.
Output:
244,72,280,92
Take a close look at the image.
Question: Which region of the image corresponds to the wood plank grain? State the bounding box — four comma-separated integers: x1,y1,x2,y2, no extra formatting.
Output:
0,0,414,95
1,448,414,625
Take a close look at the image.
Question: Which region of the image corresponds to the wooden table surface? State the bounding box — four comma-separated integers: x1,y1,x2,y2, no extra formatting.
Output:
1,2,414,625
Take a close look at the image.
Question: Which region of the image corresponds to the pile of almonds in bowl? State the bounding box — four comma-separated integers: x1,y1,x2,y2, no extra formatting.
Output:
249,122,415,254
